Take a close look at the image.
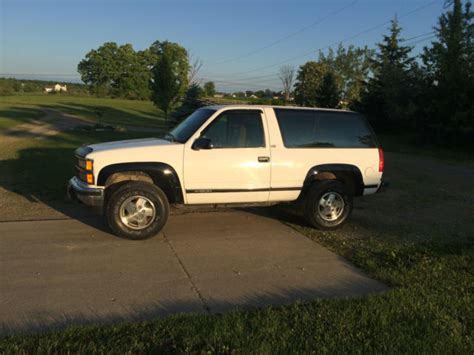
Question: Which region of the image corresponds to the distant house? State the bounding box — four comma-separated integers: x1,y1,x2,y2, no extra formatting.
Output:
213,93,224,98
44,84,67,93
249,94,258,99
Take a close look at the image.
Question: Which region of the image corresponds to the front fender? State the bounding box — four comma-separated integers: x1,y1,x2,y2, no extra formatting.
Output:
97,162,183,204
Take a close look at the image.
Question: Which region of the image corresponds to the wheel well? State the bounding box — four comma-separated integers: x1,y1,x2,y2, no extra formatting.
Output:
103,171,181,204
98,163,184,204
314,172,337,181
299,164,364,200
105,171,153,187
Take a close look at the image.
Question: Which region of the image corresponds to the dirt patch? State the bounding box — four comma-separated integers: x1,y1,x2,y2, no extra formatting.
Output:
1,108,93,142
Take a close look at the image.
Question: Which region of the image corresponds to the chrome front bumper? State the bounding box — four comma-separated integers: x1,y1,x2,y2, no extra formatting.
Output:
67,176,104,207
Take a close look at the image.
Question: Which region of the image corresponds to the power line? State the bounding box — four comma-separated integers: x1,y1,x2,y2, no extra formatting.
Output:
205,33,439,88
405,35,437,46
402,31,436,42
210,0,359,66
211,0,440,79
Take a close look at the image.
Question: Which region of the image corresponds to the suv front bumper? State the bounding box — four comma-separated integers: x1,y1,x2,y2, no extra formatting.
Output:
67,176,104,207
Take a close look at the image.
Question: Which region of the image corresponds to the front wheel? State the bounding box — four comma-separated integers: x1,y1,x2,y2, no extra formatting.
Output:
304,180,353,230
106,182,169,240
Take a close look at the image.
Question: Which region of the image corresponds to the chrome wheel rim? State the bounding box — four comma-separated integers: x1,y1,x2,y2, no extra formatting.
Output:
119,196,156,230
317,192,345,222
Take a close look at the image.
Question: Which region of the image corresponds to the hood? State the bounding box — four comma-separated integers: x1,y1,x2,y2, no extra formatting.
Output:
88,138,175,153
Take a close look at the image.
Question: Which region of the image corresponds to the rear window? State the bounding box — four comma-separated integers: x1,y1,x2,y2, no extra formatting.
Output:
274,109,377,148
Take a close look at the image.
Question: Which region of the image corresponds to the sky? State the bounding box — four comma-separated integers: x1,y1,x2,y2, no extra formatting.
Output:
0,0,445,92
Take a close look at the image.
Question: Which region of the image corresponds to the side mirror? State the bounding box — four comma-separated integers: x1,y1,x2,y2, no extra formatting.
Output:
192,137,213,150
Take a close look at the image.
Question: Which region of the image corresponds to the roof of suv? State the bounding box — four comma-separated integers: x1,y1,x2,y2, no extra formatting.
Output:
205,104,357,113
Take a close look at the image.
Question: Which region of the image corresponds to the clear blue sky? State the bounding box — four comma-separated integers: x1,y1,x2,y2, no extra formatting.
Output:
0,0,445,92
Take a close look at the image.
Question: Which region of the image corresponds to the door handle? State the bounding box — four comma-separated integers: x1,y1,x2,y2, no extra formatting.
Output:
258,156,270,163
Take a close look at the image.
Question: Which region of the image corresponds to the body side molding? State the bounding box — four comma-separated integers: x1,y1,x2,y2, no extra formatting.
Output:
186,187,301,193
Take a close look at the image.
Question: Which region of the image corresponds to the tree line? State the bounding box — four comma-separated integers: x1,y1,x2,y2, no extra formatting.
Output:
291,0,473,146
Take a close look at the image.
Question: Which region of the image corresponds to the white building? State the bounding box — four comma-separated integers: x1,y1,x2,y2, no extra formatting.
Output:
44,84,67,93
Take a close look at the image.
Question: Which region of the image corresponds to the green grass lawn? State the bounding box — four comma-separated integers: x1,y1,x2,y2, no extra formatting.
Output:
0,130,153,201
0,94,165,129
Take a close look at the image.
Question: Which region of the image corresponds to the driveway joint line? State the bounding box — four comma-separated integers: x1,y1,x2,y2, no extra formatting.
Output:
162,232,211,314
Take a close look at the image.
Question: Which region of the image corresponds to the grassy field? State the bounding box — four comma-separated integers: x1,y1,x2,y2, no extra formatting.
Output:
0,94,165,129
0,94,473,352
0,130,152,202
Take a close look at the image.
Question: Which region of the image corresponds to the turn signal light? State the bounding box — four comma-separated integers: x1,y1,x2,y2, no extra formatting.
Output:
85,160,93,171
86,173,94,185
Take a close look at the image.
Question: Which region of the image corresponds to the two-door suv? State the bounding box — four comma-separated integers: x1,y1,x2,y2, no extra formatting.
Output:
68,105,384,239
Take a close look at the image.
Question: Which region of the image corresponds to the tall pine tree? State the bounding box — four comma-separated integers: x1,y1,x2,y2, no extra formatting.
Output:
360,18,415,132
422,0,474,145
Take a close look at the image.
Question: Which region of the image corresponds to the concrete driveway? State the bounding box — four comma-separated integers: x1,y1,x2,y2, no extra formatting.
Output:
0,210,387,335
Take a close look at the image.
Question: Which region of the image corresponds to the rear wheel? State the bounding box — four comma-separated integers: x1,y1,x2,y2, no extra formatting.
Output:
106,182,169,240
304,180,353,230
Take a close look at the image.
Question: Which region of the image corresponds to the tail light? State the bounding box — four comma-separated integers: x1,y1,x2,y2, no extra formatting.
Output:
378,148,384,172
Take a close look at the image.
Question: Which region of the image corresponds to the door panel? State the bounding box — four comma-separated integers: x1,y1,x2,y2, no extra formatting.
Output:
184,110,271,204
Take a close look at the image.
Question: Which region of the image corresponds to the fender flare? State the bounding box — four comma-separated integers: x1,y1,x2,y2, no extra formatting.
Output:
302,164,365,197
97,162,184,204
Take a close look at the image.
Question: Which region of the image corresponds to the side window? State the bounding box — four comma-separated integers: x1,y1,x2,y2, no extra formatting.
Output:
273,109,318,148
274,109,376,148
201,111,265,148
316,112,376,148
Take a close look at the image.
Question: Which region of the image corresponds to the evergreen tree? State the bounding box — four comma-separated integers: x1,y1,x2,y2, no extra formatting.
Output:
151,52,185,120
422,0,474,145
360,18,415,131
170,83,214,125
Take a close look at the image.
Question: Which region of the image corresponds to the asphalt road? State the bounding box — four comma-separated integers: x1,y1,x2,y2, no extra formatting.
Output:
0,210,387,335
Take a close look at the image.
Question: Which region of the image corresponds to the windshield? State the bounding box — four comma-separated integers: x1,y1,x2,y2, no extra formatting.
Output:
167,108,216,143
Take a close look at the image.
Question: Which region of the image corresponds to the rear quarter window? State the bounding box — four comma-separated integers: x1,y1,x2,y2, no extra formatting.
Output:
274,109,377,148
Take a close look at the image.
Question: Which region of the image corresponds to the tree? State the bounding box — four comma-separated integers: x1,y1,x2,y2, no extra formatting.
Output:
151,52,186,120
188,51,203,85
203,81,216,97
149,40,189,100
294,61,327,106
112,44,152,99
78,42,119,96
255,90,265,98
315,71,341,108
150,41,189,120
77,42,151,99
278,65,295,101
318,44,374,107
421,0,474,144
359,18,415,131
170,83,210,124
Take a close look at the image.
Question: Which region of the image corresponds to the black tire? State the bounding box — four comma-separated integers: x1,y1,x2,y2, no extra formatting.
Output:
304,180,353,230
106,181,169,240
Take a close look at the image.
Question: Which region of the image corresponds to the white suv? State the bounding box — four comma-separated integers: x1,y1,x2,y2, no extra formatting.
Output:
68,105,385,239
